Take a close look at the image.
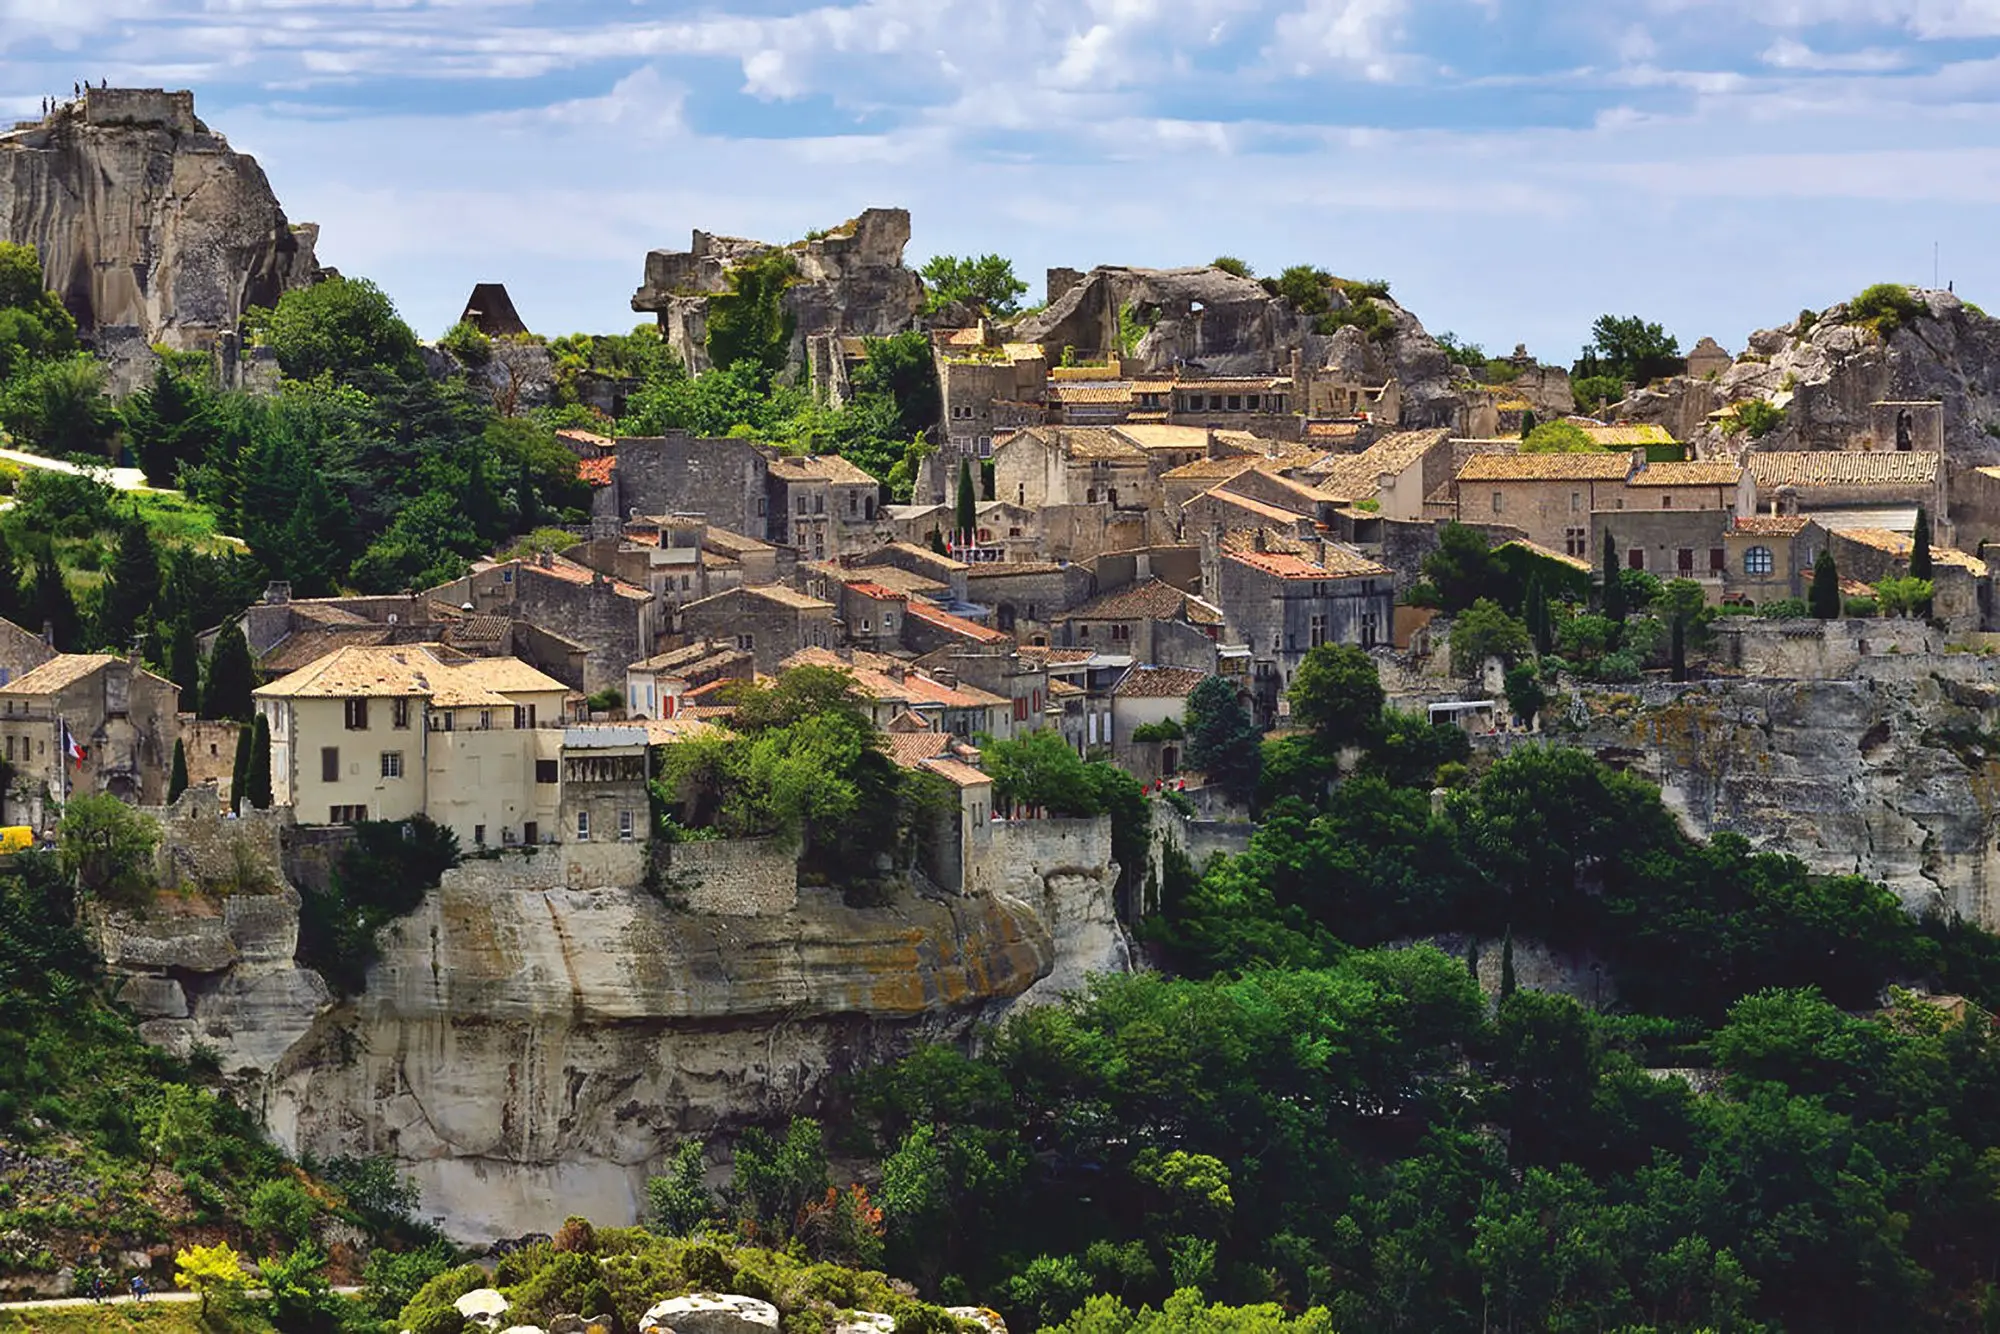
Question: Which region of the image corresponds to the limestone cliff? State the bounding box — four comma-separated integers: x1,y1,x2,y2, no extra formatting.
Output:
100,815,1127,1242
1616,289,2000,459
0,87,318,379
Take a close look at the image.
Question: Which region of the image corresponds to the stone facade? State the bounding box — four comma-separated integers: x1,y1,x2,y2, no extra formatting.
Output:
678,585,836,674
0,654,180,828
668,836,801,916
609,435,772,543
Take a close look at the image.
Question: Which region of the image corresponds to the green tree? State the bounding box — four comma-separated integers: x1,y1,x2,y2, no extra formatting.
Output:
1503,663,1546,728
1575,313,1682,383
1811,549,1841,620
0,242,80,382
852,330,943,442
1211,256,1253,278
955,459,976,542
983,728,1101,815
229,721,254,815
166,738,188,805
1520,421,1596,453
1500,926,1517,998
706,251,798,374
122,359,218,487
246,1176,320,1251
167,613,199,703
245,713,273,810
1272,265,1333,315
1875,574,1933,617
1599,530,1626,624
732,1117,829,1233
57,792,159,903
1182,676,1261,805
1421,523,1502,614
1522,574,1553,655
920,254,1028,317
202,622,255,721
174,1242,248,1316
28,550,78,650
1449,599,1531,676
1288,644,1385,748
1659,577,1708,681
0,527,22,628
1,353,117,457
1911,505,1934,616
260,275,424,386
1518,409,1537,438
646,1141,716,1236
98,514,161,653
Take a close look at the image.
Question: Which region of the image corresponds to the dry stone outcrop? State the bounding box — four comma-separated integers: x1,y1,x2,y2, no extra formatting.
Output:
1617,289,2000,459
639,1292,780,1333
631,209,923,377
0,87,318,385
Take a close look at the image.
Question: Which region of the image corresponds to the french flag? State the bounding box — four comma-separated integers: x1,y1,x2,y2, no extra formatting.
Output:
62,722,85,771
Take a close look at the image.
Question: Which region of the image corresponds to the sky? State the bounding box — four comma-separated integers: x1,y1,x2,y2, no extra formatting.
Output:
5,0,1999,364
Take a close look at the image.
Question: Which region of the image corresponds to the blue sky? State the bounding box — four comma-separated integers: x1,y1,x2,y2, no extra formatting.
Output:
6,0,2000,363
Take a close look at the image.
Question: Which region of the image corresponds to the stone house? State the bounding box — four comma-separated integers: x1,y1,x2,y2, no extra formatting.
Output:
1160,455,1266,519
1208,468,1346,527
900,601,1014,656
597,434,772,543
766,454,883,559
0,653,180,828
1449,452,1750,563
252,646,570,848
1828,528,1989,627
431,554,659,695
853,542,970,604
1596,508,1734,593
1054,578,1225,666
678,584,836,674
0,616,55,686
1725,515,1824,605
1297,427,1453,522
1206,532,1393,723
782,647,1013,740
936,332,1048,461
558,723,654,856
967,501,1044,563
1108,665,1208,783
624,641,754,720
1744,451,1949,542
912,644,1052,737
827,580,909,653
963,562,1096,643
993,426,1156,514
1179,485,1323,546
1165,376,1297,438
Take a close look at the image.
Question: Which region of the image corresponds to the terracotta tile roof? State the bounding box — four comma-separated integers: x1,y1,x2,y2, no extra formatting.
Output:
1018,645,1096,664
1163,456,1261,483
1061,427,1147,460
840,565,947,597
1734,514,1812,536
701,529,776,555
254,646,566,701
1227,545,1390,581
1172,377,1291,392
1049,384,1135,406
1496,539,1593,573
769,454,879,486
940,327,986,348
577,455,617,487
1218,470,1342,508
259,626,398,675
446,614,513,642
1747,451,1940,489
518,555,652,601
742,584,835,612
1047,678,1085,697
1191,486,1313,526
1354,427,1449,474
782,646,1005,709
557,428,613,449
1457,452,1635,482
0,654,123,695
1629,460,1742,487
903,600,1011,644
1112,665,1210,699
921,755,993,788
1111,425,1213,452
1305,420,1365,441
842,581,909,602
1060,577,1222,624
965,562,1068,578
1838,527,1988,575
865,541,970,573
886,731,950,767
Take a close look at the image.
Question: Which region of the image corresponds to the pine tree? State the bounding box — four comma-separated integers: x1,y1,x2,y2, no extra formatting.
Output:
202,623,255,721
1911,505,1934,617
1810,549,1841,620
229,721,253,815
1600,530,1627,624
30,551,77,650
1519,410,1537,439
1523,575,1551,655
245,714,273,811
1500,928,1517,999
99,515,161,653
123,360,215,488
166,738,189,805
282,472,349,598
955,460,976,544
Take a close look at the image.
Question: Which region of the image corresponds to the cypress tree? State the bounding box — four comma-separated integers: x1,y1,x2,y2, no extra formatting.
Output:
0,527,21,628
229,721,253,815
99,515,161,652
1600,530,1627,624
1670,614,1687,682
1500,928,1517,999
517,460,542,533
1464,937,1479,978
168,614,200,704
1519,410,1537,439
1911,505,1934,617
955,460,976,544
166,738,189,805
30,551,78,650
203,622,255,721
245,714,273,811
980,459,996,502
1810,549,1841,620
1524,575,1551,655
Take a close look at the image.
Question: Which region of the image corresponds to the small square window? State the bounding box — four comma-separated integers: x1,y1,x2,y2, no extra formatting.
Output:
618,809,635,841
380,751,403,779
576,810,591,841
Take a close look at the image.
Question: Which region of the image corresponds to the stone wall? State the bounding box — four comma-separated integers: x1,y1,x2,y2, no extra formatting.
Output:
144,786,289,893
667,837,800,916
1711,617,1940,679
973,816,1129,1008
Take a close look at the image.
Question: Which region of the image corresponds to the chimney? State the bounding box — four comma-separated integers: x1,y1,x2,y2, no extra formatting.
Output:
1254,529,1269,553
41,620,53,647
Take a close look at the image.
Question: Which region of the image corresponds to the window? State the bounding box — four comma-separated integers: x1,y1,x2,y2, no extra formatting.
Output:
1078,624,1091,640
1013,697,1030,722
1744,545,1775,575
576,810,591,841
380,751,403,779
1662,494,1673,508
474,824,486,846
479,709,492,730
815,493,824,515
757,497,767,517
1246,394,1260,411
4,736,11,761
1111,623,1132,642
1627,548,1645,571
1677,548,1694,573
1571,491,1581,513
1564,526,1588,558
321,747,340,782
392,698,411,729
1361,612,1379,648
1709,547,1727,573
849,491,858,515
536,759,559,784
1309,613,1327,648
1086,487,1098,503
328,804,367,824
618,809,635,841
1227,395,1242,410
1188,395,1205,411
736,633,754,651
796,495,807,515
1017,484,1026,505
344,698,369,730
1491,491,1504,514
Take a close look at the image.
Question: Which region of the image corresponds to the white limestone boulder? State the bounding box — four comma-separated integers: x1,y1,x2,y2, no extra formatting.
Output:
639,1292,781,1334
455,1288,511,1329
947,1309,1010,1333
834,1315,895,1334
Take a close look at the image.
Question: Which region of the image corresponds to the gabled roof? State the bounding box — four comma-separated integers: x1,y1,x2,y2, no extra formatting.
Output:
1456,452,1636,482
1746,451,1940,489
1190,486,1314,527
1059,577,1223,625
254,646,566,702
1628,460,1742,487
1162,456,1261,483
1733,514,1813,537
578,455,617,487
1112,665,1210,699
1837,527,1988,575
903,600,1011,644
0,654,134,696
1226,544,1390,581
921,755,993,788
768,454,879,486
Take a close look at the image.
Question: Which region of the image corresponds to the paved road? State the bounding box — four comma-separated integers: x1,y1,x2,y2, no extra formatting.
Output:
0,446,153,492
0,1285,363,1310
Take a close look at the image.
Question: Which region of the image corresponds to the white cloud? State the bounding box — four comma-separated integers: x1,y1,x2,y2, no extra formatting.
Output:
1761,38,1908,71
1267,0,1411,80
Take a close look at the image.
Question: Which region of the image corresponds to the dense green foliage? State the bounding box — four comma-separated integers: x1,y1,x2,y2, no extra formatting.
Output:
1573,313,1683,384
296,815,461,995
1520,420,1596,453
1850,283,1926,335
921,254,1029,317
1181,676,1260,804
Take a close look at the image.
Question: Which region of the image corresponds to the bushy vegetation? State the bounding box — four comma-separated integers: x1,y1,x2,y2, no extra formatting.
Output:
921,253,1028,318
1850,282,1927,336
1572,313,1683,386
295,815,461,996
1731,397,1785,438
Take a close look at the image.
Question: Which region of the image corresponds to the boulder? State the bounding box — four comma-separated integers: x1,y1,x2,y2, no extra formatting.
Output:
833,1315,895,1334
947,1310,1010,1333
639,1292,781,1334
455,1288,511,1329
548,1318,614,1334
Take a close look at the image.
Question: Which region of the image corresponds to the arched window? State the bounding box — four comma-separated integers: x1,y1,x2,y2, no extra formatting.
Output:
1744,545,1774,575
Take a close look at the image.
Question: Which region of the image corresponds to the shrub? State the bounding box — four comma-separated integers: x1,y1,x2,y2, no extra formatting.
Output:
1732,398,1785,438
438,320,493,368
1763,597,1809,619
1850,283,1926,335
1210,256,1253,278
1843,595,1880,618
1522,421,1597,453
1571,374,1624,415
245,1175,320,1250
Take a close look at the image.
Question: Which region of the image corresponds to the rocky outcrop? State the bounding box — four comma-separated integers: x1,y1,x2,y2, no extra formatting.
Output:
0,88,318,384
631,209,923,377
1541,639,2000,927
1016,264,1286,376
1615,289,2000,459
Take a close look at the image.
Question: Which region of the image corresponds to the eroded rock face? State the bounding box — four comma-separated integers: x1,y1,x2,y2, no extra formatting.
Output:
0,88,318,383
640,1293,780,1333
